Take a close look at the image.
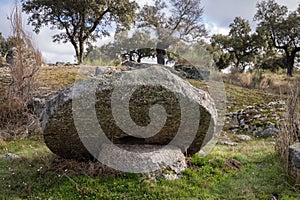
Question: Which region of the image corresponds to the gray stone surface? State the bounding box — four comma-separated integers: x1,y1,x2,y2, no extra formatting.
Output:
236,134,252,141
173,64,210,80
289,143,300,183
255,127,279,138
98,144,187,174
41,64,217,161
2,153,20,160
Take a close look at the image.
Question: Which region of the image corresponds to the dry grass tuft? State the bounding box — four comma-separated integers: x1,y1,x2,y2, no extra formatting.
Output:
44,156,123,178
0,3,41,137
223,70,300,94
276,82,300,174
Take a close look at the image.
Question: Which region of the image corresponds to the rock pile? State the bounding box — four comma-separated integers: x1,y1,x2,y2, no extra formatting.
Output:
224,100,286,137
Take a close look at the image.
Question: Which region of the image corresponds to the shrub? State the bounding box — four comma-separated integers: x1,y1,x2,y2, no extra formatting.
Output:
276,82,300,173
0,4,41,138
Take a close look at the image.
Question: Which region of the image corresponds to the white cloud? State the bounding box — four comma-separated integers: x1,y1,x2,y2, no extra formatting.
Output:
202,0,299,34
205,22,229,36
31,28,75,63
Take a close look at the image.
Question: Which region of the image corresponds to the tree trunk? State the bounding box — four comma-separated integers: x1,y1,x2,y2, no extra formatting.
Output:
156,42,168,65
284,47,300,77
137,56,141,63
156,48,166,65
286,56,294,77
78,40,85,64
73,45,79,64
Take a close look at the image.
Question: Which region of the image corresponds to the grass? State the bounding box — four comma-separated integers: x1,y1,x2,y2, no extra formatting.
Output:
222,69,300,95
0,135,299,199
36,66,83,92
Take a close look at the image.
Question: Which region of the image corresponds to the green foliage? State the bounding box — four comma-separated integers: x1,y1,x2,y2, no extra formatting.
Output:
86,30,157,64
211,17,260,72
21,0,138,64
138,0,207,65
171,41,215,69
254,0,300,76
0,34,19,59
0,33,8,58
259,56,286,72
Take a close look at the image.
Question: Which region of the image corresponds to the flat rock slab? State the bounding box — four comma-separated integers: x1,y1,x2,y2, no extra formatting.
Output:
98,144,187,173
42,65,217,169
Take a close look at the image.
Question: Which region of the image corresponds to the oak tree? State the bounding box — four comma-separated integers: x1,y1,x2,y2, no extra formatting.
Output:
211,17,259,72
99,30,157,63
138,0,207,65
254,0,300,76
22,0,138,64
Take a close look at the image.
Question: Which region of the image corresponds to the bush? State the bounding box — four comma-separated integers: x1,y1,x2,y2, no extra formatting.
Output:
0,4,41,138
276,82,300,173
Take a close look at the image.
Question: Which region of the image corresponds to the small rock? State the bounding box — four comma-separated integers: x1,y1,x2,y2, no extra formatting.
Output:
255,128,279,138
95,67,104,76
266,122,275,128
239,119,246,127
1,132,7,138
267,100,285,107
217,141,238,146
253,114,261,119
289,143,300,168
236,135,252,141
3,153,20,160
163,173,182,180
266,142,276,146
288,143,300,183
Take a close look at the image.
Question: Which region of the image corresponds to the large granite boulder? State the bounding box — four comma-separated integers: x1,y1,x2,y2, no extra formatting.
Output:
41,65,217,167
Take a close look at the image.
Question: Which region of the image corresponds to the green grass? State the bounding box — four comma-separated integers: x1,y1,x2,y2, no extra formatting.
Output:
0,135,299,199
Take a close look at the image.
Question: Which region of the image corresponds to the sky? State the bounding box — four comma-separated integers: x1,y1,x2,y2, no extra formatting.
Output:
0,0,299,63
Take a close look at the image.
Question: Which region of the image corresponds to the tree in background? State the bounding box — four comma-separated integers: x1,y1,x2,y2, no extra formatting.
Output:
103,30,156,63
254,0,300,76
22,0,138,64
211,17,260,72
0,33,9,58
138,0,207,65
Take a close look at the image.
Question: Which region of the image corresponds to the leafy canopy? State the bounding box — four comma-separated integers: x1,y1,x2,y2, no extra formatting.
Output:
22,0,138,63
254,0,300,76
138,0,207,65
211,17,260,71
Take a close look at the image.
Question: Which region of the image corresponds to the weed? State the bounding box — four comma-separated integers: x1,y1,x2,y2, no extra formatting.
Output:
0,3,40,137
276,82,300,177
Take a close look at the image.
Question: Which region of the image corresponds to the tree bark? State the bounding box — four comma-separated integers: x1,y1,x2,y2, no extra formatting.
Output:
156,42,168,65
156,48,166,65
137,55,141,63
285,49,298,77
286,55,294,77
75,48,80,64
78,39,85,64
